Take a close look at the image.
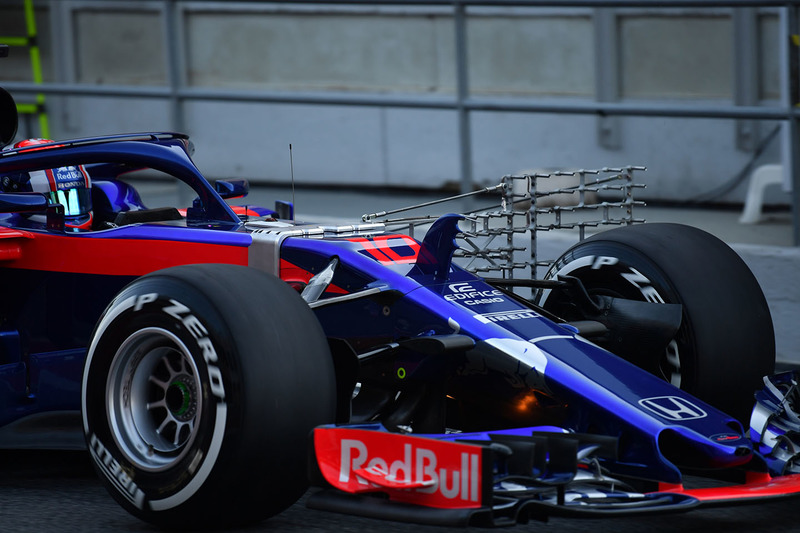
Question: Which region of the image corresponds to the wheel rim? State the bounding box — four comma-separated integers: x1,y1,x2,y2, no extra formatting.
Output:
107,327,202,472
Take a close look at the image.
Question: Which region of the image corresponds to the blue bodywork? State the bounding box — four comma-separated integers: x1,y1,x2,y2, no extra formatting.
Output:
281,227,749,485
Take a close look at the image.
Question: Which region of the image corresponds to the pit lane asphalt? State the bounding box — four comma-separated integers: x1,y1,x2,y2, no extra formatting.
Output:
1,449,798,533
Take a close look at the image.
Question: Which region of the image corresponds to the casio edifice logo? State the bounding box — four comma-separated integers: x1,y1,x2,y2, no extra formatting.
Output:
638,396,707,421
444,282,503,306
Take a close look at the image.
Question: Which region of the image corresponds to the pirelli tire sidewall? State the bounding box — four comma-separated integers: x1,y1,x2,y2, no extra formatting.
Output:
82,264,336,529
83,281,224,515
538,223,775,423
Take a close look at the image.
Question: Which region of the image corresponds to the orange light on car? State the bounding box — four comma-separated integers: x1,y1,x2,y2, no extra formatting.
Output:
515,390,540,413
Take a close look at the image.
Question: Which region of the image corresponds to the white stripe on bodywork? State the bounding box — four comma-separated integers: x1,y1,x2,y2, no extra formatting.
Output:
529,335,574,344
485,338,548,375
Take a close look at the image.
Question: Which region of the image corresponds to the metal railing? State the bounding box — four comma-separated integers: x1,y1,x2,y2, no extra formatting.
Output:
2,0,800,243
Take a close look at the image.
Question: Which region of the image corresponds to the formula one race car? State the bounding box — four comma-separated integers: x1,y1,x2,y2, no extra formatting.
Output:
1,74,799,529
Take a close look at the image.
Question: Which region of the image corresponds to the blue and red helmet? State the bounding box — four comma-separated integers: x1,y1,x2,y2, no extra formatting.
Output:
2,138,93,230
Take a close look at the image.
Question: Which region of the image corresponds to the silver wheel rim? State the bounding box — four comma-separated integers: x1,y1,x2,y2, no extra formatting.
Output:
106,327,202,472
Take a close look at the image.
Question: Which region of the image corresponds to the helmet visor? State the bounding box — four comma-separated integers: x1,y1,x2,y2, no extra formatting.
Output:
48,187,92,217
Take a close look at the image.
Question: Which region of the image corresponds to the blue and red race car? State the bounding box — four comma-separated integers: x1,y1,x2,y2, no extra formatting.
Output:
1,62,799,530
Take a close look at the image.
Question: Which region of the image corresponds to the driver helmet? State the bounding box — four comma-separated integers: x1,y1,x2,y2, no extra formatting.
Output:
2,138,93,230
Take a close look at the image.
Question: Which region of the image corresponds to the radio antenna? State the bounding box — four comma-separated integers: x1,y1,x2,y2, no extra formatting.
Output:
288,144,296,213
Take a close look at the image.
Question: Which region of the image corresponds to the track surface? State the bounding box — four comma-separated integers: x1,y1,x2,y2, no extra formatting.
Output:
1,450,797,532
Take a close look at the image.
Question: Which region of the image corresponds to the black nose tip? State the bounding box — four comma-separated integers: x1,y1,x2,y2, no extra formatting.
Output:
735,445,752,457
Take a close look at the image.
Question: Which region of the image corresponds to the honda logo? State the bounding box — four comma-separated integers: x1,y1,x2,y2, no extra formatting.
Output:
638,396,707,421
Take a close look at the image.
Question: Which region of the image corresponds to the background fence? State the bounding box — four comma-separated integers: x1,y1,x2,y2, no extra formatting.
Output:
1,0,799,242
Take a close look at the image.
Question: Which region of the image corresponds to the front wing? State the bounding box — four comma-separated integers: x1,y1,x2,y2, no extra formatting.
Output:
307,425,800,527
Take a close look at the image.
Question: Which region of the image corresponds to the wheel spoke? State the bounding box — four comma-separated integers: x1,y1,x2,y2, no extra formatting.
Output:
147,398,167,411
174,420,193,446
162,353,181,378
149,375,168,389
157,417,173,435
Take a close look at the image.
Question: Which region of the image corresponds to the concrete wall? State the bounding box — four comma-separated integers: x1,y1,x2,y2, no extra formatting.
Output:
74,10,166,85
0,2,789,204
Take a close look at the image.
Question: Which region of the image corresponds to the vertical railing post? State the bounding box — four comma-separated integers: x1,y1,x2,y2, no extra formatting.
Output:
454,1,473,196
163,0,185,133
594,7,621,150
783,3,800,245
733,7,759,152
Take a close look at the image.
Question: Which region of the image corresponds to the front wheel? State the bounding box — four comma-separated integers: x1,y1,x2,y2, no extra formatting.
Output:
536,223,774,423
83,264,335,529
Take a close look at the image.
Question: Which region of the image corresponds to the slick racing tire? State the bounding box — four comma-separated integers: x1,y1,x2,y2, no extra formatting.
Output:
536,223,774,423
82,264,335,529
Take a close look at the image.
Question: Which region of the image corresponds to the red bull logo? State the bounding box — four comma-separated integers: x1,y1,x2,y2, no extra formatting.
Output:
314,428,484,509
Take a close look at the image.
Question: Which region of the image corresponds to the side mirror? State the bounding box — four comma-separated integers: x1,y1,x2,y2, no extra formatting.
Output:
215,179,249,200
0,193,64,232
0,88,18,148
0,192,48,213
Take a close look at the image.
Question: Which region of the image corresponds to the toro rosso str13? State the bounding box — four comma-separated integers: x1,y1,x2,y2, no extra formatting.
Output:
1,78,799,530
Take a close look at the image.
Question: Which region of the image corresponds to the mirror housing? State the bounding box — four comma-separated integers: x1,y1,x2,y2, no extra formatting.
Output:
0,193,65,232
0,192,48,213
215,179,249,199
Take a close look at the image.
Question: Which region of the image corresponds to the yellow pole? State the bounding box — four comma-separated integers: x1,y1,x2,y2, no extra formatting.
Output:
23,0,49,138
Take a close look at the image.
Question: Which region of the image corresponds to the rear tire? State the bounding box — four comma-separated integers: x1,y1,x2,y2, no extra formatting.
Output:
537,223,774,423
83,264,335,529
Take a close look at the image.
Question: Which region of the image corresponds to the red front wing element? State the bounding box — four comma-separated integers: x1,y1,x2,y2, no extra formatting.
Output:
312,427,489,509
658,472,800,504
